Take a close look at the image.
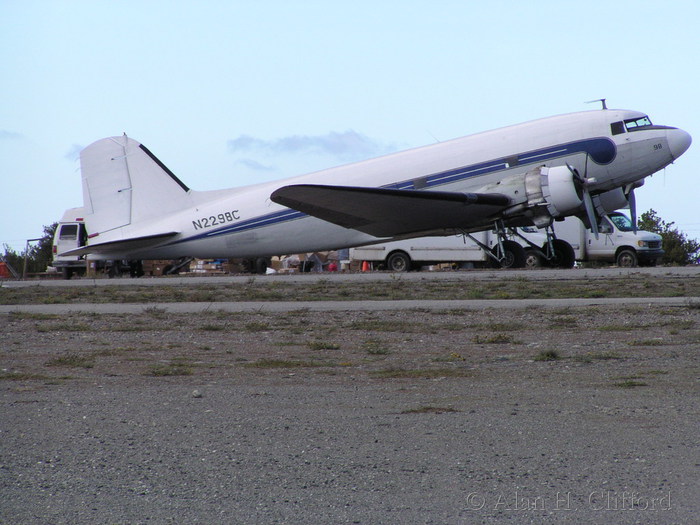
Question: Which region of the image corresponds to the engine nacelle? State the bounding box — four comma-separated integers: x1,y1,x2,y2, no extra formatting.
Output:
539,166,583,218
592,188,629,216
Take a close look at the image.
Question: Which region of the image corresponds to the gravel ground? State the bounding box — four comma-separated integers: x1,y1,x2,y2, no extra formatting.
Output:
2,294,699,523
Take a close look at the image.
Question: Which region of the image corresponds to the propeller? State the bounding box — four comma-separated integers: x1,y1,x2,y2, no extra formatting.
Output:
567,162,599,239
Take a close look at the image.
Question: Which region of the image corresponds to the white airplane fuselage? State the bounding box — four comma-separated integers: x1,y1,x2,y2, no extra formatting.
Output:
73,108,691,260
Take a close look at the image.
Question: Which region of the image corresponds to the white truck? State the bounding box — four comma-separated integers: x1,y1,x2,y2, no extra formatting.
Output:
51,207,143,278
51,207,89,279
349,211,663,271
524,211,663,268
349,229,548,271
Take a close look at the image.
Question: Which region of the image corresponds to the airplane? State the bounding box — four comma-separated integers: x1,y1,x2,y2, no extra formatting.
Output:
60,106,691,269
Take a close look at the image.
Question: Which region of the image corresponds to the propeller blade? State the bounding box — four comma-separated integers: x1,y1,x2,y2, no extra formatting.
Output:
582,189,599,239
566,163,583,183
628,188,637,234
568,161,599,238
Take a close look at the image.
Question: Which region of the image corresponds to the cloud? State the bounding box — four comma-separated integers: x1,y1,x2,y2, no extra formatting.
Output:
227,130,397,162
64,144,83,161
0,130,22,140
235,158,275,172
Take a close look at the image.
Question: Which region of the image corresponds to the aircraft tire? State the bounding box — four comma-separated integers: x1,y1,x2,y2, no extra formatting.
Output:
386,251,412,272
547,240,575,269
616,248,638,268
491,240,526,268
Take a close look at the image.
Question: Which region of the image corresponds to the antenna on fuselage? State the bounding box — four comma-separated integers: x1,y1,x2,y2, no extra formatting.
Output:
585,98,608,110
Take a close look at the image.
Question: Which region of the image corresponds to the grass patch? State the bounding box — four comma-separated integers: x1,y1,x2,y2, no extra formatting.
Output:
533,349,560,361
573,351,623,363
628,339,665,346
200,324,226,331
370,367,473,379
613,379,648,388
434,352,466,362
598,324,641,332
348,319,417,332
483,322,524,332
362,339,391,355
145,362,194,376
549,315,578,327
243,358,324,369
401,406,461,414
307,340,340,350
243,321,270,332
473,334,517,344
45,354,94,368
4,273,700,305
8,311,58,320
37,323,90,332
0,371,52,381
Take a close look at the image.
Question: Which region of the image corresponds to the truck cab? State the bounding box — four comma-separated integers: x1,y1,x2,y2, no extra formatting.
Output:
587,211,663,267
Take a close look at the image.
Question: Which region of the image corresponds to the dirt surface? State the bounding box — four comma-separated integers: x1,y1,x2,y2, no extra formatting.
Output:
2,274,700,524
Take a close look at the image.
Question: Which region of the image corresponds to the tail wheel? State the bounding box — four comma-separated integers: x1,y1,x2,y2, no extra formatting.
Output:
524,249,543,269
546,239,575,268
255,257,269,274
490,240,526,268
386,251,411,272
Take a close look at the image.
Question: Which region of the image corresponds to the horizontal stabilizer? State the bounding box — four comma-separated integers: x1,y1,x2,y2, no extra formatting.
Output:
270,184,510,237
59,232,179,257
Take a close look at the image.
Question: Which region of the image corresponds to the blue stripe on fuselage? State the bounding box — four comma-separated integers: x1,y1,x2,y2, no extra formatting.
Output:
170,137,616,245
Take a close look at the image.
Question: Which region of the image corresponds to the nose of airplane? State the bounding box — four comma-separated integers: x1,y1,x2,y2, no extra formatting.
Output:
667,128,692,160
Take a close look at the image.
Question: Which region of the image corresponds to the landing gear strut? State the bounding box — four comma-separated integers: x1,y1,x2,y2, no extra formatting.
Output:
529,225,575,268
464,220,527,268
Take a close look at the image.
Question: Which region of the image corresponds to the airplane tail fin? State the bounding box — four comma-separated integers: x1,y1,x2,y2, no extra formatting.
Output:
80,134,192,236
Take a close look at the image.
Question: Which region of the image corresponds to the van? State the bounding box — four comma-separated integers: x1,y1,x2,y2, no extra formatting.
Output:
51,207,88,279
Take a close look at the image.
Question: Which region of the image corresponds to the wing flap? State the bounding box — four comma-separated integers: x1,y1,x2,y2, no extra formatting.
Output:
59,232,179,257
270,185,510,237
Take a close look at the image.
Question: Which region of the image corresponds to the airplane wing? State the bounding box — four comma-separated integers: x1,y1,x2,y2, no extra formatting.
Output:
58,232,179,257
270,184,510,237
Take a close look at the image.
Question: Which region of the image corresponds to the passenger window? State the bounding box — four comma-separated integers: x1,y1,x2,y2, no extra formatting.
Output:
610,121,625,135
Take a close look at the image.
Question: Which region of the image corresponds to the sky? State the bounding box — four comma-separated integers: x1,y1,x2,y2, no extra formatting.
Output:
2,0,699,252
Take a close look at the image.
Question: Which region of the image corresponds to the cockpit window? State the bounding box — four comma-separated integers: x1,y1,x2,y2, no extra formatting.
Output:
610,121,625,135
624,116,653,131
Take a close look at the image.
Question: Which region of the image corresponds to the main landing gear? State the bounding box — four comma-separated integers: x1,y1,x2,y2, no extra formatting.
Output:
509,224,575,269
464,220,527,269
463,221,576,269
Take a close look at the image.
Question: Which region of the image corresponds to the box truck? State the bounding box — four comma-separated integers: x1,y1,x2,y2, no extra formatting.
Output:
349,229,548,271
